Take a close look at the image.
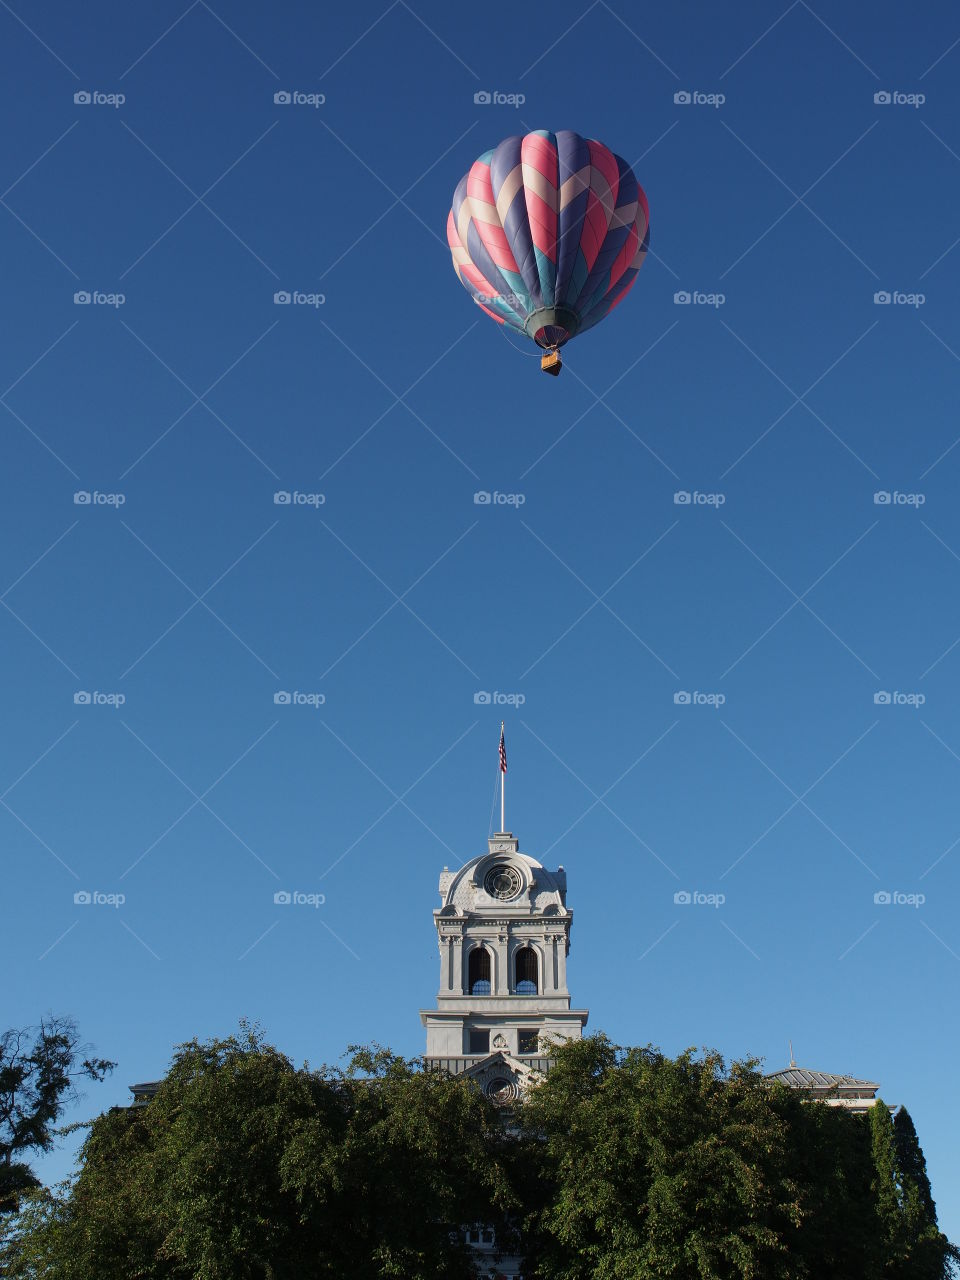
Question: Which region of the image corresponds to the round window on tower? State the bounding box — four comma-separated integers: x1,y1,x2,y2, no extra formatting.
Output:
485,1076,519,1105
484,863,522,901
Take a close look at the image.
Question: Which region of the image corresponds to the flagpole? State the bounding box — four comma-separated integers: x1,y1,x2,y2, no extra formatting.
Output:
504,721,512,829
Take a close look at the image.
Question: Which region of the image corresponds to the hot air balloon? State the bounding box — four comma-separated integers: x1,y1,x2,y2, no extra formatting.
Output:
447,129,649,375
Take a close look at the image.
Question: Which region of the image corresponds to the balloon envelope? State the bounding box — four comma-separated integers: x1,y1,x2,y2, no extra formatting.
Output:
447,129,649,354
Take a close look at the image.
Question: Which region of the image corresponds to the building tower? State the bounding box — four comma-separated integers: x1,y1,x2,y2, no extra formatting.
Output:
419,829,589,1103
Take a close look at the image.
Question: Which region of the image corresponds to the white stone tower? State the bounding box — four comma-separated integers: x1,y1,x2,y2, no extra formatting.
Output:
420,830,588,1099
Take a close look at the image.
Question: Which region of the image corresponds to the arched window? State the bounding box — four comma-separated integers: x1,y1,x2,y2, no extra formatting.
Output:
515,946,538,994
469,946,491,994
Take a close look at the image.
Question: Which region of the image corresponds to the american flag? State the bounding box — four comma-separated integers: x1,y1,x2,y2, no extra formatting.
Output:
499,725,507,773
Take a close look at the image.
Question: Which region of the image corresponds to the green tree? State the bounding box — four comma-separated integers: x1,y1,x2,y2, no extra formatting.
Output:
0,1016,114,1215
4,1030,957,1279
313,1044,516,1276
894,1108,936,1229
891,1105,956,1280
869,1098,959,1280
515,1034,855,1280
872,1097,906,1268
1,1027,514,1279
781,1087,880,1277
516,1036,960,1280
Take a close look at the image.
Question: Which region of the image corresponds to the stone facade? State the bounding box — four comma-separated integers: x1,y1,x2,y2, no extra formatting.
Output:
419,831,589,1088
121,822,884,1280
419,830,589,1280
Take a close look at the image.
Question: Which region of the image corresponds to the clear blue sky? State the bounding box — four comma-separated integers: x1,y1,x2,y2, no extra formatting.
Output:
5,0,960,1240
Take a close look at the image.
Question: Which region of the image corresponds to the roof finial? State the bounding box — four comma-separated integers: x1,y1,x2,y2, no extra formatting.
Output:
789,1039,796,1068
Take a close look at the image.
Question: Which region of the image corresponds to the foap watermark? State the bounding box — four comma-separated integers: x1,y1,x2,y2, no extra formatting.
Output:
874,290,925,307
674,90,725,108
873,690,925,707
474,690,525,706
674,289,725,307
674,690,726,707
74,889,125,907
74,290,125,307
874,90,924,108
474,490,525,506
274,889,326,906
874,890,925,907
274,90,325,107
674,490,725,506
74,490,125,506
274,290,325,307
473,90,525,107
274,690,325,708
874,490,925,506
74,690,125,707
674,889,725,907
74,89,125,108
274,490,325,507
473,291,526,310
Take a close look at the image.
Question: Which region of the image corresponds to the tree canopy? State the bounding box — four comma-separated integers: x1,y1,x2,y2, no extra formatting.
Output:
516,1037,956,1279
0,1016,114,1216
2,1029,955,1279
1,1026,515,1279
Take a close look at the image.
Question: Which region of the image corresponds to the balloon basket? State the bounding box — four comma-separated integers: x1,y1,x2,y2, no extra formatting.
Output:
540,351,562,376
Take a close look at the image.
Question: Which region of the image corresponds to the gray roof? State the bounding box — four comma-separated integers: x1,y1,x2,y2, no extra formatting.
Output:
127,1082,160,1107
765,1066,879,1090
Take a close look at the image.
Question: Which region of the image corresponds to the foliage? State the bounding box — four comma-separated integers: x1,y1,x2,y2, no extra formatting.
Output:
895,1107,936,1227
1,1026,514,1279
0,1016,114,1215
869,1100,957,1280
2,1030,955,1279
515,1036,952,1280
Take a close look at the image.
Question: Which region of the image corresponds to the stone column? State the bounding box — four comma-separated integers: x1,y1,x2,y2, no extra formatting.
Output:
557,931,568,993
496,930,509,995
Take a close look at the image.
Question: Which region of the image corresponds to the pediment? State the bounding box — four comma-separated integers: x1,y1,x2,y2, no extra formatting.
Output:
459,1050,542,1104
